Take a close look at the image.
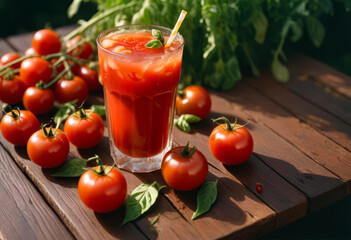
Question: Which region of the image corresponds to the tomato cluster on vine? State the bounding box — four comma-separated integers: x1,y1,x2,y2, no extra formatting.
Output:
0,29,101,115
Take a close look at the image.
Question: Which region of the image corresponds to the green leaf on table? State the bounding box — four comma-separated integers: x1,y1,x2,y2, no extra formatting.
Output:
192,179,218,220
54,100,77,125
90,105,105,117
174,114,201,133
68,0,83,18
182,114,202,123
121,181,165,226
52,158,88,177
289,20,303,42
306,16,325,48
271,58,289,83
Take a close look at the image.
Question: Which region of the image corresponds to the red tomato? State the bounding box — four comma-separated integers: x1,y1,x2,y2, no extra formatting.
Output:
32,29,61,55
1,52,21,69
78,166,127,213
27,128,69,168
66,36,94,60
74,65,101,91
161,144,208,191
64,110,104,148
20,57,53,87
0,75,27,104
176,85,211,119
55,76,88,105
0,109,40,146
23,87,55,115
209,117,253,165
25,47,37,56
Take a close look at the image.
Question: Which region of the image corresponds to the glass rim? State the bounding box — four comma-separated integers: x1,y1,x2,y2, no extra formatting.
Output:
96,24,185,59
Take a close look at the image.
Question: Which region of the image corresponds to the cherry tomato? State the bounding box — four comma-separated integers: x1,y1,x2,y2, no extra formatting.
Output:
25,47,37,56
27,128,69,168
55,76,88,105
74,64,101,91
209,117,253,165
0,75,27,104
64,109,104,148
23,87,55,115
0,109,40,146
161,143,208,191
176,85,211,119
1,52,21,69
78,165,127,213
66,36,94,60
20,57,53,87
32,29,61,55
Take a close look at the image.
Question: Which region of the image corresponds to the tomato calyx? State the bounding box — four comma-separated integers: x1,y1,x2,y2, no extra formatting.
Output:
83,155,115,176
212,117,248,132
179,141,197,158
177,89,185,98
42,125,61,138
74,108,91,119
4,107,21,120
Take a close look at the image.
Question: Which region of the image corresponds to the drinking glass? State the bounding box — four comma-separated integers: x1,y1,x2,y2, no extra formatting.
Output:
97,24,184,172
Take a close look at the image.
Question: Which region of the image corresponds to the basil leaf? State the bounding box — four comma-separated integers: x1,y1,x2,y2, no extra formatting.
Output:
306,16,325,48
271,58,289,83
145,39,163,49
174,116,190,133
289,20,303,42
52,158,88,177
251,10,268,44
192,179,218,220
152,29,164,44
182,114,202,123
121,181,165,226
54,100,77,125
90,105,105,117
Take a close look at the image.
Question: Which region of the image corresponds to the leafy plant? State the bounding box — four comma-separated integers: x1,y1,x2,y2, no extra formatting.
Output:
69,0,347,90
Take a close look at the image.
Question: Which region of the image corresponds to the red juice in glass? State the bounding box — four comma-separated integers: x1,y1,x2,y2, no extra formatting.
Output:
97,25,184,172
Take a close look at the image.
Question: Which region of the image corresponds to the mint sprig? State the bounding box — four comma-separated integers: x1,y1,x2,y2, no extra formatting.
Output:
145,29,165,49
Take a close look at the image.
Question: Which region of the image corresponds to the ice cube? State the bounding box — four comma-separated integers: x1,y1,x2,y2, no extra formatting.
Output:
101,39,116,49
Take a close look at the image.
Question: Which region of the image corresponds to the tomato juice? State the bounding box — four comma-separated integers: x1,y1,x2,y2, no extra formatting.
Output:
97,25,184,172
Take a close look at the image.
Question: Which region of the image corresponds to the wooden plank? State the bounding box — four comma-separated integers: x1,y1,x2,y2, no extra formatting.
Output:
5,25,76,53
247,74,351,152
92,127,276,239
173,126,307,228
206,92,344,214
70,144,204,240
0,144,74,240
85,74,308,229
0,131,148,240
288,77,351,126
288,54,351,99
221,83,351,194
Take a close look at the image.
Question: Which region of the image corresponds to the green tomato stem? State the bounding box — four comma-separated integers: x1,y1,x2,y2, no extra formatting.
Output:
0,54,39,74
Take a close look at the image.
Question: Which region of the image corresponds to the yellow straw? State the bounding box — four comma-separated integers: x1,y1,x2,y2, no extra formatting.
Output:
165,10,187,48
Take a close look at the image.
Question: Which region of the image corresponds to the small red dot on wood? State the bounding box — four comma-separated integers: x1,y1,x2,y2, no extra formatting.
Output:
256,183,262,193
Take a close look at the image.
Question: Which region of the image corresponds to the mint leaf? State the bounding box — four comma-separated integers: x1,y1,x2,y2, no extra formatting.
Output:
121,181,165,226
145,39,163,49
52,158,88,177
192,179,218,220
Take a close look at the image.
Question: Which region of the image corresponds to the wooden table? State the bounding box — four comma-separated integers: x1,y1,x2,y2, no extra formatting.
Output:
1,26,350,240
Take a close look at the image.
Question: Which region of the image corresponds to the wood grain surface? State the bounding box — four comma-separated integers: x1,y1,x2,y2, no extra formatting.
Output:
0,26,350,239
